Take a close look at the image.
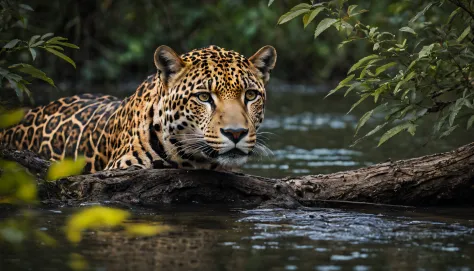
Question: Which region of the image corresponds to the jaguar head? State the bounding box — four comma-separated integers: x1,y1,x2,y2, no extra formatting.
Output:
154,45,276,169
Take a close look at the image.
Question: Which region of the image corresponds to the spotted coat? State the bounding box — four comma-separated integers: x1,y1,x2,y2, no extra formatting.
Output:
0,45,277,172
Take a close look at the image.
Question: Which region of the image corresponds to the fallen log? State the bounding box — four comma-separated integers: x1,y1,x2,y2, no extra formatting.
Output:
1,142,474,208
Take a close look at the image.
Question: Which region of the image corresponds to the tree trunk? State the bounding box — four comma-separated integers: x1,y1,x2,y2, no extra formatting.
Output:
1,143,474,208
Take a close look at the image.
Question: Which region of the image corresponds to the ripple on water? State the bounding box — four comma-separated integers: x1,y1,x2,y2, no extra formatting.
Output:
245,146,368,174
262,113,357,131
238,208,474,245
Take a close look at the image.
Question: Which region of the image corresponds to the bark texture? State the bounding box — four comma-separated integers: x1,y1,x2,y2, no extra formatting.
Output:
1,143,474,208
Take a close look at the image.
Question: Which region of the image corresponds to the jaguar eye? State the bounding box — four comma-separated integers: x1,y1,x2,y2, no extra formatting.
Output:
245,90,258,101
197,93,211,102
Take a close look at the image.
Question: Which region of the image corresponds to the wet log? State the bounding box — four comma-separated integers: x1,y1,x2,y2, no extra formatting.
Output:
1,143,474,208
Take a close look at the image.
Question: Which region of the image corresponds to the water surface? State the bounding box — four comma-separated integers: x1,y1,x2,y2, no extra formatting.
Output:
1,205,473,270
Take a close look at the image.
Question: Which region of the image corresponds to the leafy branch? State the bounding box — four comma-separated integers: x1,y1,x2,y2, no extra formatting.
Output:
0,2,79,102
270,0,474,146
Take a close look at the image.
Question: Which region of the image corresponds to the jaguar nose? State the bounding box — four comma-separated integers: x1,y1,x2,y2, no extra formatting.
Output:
220,128,249,144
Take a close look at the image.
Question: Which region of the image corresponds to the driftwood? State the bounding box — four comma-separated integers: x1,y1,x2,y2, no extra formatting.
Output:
1,143,474,208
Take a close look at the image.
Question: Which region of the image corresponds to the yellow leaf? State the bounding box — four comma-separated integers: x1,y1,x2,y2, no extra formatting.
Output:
0,197,14,203
46,157,86,181
15,182,37,202
34,230,57,246
66,206,130,243
125,223,171,237
68,253,88,271
0,160,37,203
0,108,25,128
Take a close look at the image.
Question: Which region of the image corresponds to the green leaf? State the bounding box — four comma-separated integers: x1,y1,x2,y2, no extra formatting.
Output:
355,109,374,136
394,71,416,94
314,18,338,39
378,123,414,146
447,7,461,24
29,35,40,46
418,44,435,59
268,0,274,7
449,99,464,126
19,4,34,11
48,41,80,49
439,125,458,138
326,74,354,97
373,43,380,51
8,63,55,86
30,40,45,47
335,21,354,35
375,62,397,75
29,48,36,61
46,45,64,51
347,5,358,15
44,48,77,68
434,113,448,134
349,9,368,17
407,59,419,70
351,123,388,146
278,8,310,25
348,93,370,113
373,84,388,103
358,59,382,79
399,26,416,35
45,36,68,43
457,26,471,42
407,124,417,136
303,7,324,28
410,2,433,23
3,39,20,49
344,82,360,97
398,104,415,119
467,115,474,129
290,3,311,11
41,33,54,40
347,54,379,74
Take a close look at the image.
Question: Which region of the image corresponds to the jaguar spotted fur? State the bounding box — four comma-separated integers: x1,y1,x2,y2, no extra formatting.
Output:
0,45,277,173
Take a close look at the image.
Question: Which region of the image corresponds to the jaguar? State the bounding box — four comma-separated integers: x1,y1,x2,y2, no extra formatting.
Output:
0,45,277,173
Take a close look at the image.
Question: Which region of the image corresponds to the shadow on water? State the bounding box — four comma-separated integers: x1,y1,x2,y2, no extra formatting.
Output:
1,84,474,270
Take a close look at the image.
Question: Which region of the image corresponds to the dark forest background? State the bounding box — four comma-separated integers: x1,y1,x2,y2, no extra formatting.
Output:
3,0,428,99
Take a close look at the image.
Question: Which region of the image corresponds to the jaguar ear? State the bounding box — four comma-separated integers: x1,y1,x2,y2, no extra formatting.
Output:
154,45,185,85
249,45,277,84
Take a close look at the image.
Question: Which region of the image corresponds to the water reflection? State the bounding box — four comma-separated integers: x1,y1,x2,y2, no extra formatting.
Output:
1,206,474,270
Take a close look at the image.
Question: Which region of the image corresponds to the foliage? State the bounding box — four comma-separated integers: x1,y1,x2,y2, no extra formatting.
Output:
1,0,391,95
0,0,78,102
66,206,171,243
0,160,37,203
46,157,86,181
271,0,474,145
0,107,23,128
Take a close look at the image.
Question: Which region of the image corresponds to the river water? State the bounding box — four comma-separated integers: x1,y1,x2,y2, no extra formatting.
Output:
1,86,474,270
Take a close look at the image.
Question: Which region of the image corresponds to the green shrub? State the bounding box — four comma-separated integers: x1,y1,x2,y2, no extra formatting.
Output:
272,0,474,145
0,0,78,102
